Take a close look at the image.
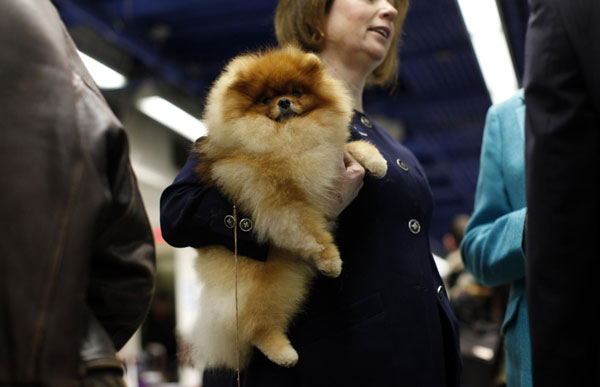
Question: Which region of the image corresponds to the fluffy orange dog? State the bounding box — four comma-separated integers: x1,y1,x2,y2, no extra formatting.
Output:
190,46,387,370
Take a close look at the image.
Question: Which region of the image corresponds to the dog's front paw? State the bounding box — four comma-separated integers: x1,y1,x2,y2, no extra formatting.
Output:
365,157,387,179
345,140,388,179
316,245,342,277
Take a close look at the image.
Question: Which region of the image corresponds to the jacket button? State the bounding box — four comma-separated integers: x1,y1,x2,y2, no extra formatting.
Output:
437,285,445,300
352,124,368,137
224,215,235,229
239,218,253,232
396,158,409,171
408,219,421,234
360,116,373,128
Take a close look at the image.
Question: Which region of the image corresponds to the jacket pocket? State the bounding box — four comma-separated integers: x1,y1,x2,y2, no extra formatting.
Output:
295,292,385,348
293,293,397,386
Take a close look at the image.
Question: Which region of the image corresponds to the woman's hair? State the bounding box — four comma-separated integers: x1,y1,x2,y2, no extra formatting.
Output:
274,0,409,87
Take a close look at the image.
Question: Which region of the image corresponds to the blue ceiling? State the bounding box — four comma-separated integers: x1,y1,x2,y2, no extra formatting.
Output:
53,0,529,252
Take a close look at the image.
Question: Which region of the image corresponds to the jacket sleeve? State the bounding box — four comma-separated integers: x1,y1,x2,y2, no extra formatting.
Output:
87,130,156,350
159,149,269,261
460,105,527,287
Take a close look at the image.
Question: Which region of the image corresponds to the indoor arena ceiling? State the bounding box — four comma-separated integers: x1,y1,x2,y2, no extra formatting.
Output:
52,0,530,246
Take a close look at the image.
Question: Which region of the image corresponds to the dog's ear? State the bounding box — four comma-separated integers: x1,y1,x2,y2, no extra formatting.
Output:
281,44,321,69
304,52,320,65
298,53,322,79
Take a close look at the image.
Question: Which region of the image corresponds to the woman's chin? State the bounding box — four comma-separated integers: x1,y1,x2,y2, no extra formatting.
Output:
362,42,389,64
366,50,387,68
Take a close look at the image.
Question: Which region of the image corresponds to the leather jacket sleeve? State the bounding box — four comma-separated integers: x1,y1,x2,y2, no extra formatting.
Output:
160,149,269,261
86,127,156,350
0,0,155,381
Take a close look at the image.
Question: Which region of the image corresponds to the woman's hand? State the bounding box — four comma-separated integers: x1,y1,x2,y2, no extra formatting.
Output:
327,150,366,219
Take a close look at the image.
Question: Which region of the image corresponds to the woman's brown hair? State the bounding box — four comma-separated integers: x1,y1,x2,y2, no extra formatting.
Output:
274,0,409,87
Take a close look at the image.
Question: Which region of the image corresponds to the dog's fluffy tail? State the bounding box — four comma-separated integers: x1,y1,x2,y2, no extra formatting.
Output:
189,288,253,370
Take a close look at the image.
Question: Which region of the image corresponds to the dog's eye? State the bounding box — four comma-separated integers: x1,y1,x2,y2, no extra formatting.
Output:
262,97,272,105
292,90,302,98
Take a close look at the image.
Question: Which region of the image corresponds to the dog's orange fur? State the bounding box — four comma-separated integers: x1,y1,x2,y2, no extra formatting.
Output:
190,46,387,369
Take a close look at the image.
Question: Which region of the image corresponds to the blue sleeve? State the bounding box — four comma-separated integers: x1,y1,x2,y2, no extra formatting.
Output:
159,150,269,261
459,106,527,287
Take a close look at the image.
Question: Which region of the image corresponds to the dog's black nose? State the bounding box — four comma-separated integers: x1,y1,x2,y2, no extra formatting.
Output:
278,98,291,109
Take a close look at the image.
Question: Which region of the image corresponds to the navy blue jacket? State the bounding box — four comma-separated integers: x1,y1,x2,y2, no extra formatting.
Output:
160,111,461,386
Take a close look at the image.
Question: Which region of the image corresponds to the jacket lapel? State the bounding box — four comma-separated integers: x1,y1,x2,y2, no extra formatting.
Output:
516,89,526,141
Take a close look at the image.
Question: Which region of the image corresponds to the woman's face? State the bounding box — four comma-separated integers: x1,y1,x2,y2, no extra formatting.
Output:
323,0,398,64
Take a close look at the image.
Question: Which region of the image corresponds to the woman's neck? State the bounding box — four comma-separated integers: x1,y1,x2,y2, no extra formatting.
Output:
319,51,370,113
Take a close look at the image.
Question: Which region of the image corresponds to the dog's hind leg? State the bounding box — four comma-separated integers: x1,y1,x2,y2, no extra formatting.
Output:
253,329,298,367
253,202,342,277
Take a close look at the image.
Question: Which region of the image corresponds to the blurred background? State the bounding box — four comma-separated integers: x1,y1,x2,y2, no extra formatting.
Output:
51,0,529,385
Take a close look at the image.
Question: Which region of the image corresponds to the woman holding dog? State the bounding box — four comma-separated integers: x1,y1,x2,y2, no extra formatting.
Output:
160,0,461,385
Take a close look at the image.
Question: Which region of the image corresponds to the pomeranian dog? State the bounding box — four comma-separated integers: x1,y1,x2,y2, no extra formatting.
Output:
190,46,387,370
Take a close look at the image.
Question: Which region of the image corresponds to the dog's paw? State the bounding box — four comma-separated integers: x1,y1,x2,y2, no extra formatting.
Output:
345,141,387,179
268,346,299,368
365,157,387,179
317,258,342,278
316,245,342,277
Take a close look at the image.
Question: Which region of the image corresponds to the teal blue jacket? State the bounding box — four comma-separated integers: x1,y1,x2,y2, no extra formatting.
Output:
460,90,532,387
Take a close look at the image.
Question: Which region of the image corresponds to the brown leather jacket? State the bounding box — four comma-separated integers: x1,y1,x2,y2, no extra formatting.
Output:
0,0,156,385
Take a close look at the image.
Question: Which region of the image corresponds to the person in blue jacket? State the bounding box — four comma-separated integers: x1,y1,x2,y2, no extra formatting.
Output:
160,0,461,385
460,89,532,387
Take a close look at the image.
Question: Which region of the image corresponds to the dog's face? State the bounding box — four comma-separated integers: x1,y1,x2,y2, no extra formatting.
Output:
253,88,308,122
202,46,353,152
218,47,336,124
